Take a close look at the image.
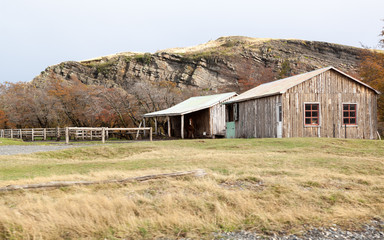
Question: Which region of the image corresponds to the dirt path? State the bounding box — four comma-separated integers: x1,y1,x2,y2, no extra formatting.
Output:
0,145,80,155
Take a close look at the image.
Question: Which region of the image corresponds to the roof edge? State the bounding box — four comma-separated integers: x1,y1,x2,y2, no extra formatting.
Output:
224,92,281,104
143,92,237,117
329,67,380,94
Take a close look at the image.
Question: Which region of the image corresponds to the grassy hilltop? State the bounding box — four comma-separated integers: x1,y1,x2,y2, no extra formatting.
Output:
0,138,384,239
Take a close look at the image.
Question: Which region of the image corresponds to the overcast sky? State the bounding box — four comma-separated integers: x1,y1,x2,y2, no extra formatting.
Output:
0,0,383,83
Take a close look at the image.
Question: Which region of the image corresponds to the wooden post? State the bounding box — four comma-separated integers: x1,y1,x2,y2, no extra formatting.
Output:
154,118,158,135
10,129,13,139
31,129,34,141
150,127,153,141
43,128,47,141
345,123,347,139
0,129,3,138
135,121,143,140
101,127,105,144
19,129,22,139
65,127,69,144
90,130,93,140
167,116,171,137
181,115,184,139
143,118,146,136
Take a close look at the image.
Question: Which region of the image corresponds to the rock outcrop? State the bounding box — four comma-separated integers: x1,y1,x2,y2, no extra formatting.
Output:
33,36,363,93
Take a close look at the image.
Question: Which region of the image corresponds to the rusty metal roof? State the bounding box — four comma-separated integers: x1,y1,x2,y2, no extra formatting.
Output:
144,92,237,117
225,66,380,104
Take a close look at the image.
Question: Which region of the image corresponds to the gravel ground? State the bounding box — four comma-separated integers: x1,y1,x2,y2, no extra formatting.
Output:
214,220,384,240
0,145,81,155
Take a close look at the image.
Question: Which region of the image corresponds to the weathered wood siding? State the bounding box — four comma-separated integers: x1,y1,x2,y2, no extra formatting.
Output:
235,95,281,138
210,102,227,136
283,69,378,139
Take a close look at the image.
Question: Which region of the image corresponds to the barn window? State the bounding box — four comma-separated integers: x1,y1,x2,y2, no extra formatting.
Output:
304,103,319,126
343,104,357,125
233,103,239,121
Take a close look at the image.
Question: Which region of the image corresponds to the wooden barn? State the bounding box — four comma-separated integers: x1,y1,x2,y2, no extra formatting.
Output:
144,92,236,138
224,66,380,139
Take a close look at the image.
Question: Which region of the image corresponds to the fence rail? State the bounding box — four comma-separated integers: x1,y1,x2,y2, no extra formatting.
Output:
0,127,152,143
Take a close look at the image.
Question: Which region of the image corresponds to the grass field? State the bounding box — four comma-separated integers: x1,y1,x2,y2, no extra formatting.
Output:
0,138,39,146
0,138,384,239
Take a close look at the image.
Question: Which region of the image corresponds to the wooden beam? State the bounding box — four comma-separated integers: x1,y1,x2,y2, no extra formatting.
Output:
65,127,69,144
135,121,143,140
101,127,105,143
0,169,206,192
181,115,184,139
143,118,146,136
150,127,153,141
167,116,171,137
154,118,158,135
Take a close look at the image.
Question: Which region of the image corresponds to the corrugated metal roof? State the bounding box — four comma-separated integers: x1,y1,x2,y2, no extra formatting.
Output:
144,92,237,117
225,66,380,104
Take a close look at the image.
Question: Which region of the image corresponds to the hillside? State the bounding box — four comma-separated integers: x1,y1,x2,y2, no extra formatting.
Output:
33,36,363,93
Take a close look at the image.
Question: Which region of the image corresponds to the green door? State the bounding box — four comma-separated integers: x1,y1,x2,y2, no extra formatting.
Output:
226,122,235,138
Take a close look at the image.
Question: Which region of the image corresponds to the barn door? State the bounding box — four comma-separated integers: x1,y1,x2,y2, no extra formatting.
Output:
276,104,282,138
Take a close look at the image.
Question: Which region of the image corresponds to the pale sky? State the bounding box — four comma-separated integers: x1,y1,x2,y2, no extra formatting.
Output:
0,0,383,83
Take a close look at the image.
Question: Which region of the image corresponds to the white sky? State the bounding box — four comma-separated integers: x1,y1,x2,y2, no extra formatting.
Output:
0,0,383,83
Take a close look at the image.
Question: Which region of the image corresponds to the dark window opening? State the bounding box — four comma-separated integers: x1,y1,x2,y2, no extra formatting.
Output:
226,104,234,122
304,103,319,126
233,103,239,121
343,104,357,125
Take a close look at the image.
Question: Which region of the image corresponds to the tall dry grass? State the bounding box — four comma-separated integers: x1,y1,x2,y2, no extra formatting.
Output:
0,138,384,239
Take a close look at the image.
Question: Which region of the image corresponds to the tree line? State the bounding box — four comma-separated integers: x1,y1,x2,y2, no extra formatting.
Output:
0,74,190,131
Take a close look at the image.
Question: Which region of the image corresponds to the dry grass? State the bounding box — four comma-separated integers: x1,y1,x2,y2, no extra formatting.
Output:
0,138,384,239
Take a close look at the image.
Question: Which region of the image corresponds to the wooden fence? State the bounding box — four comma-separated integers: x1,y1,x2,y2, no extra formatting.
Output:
0,127,152,143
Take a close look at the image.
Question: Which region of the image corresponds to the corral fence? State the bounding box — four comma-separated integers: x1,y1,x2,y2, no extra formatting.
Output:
0,127,152,144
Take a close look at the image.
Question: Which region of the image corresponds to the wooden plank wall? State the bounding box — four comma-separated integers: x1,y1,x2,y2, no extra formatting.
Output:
210,102,227,136
235,95,281,138
283,69,378,139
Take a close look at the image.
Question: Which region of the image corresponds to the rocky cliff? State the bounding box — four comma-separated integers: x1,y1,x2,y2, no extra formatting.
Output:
33,36,363,93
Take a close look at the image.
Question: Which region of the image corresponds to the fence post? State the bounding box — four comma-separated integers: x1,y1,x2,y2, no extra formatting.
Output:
0,129,3,138
150,127,152,141
31,129,35,141
101,127,105,144
10,129,13,139
43,128,47,141
19,129,22,139
65,127,69,144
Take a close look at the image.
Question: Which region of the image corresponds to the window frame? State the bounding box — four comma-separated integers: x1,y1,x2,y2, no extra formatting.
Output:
342,103,358,126
303,102,321,127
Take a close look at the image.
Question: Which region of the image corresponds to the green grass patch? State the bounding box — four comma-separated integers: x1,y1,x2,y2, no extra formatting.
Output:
0,138,44,146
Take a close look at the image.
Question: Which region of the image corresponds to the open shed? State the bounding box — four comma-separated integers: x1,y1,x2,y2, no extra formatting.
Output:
144,92,236,138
